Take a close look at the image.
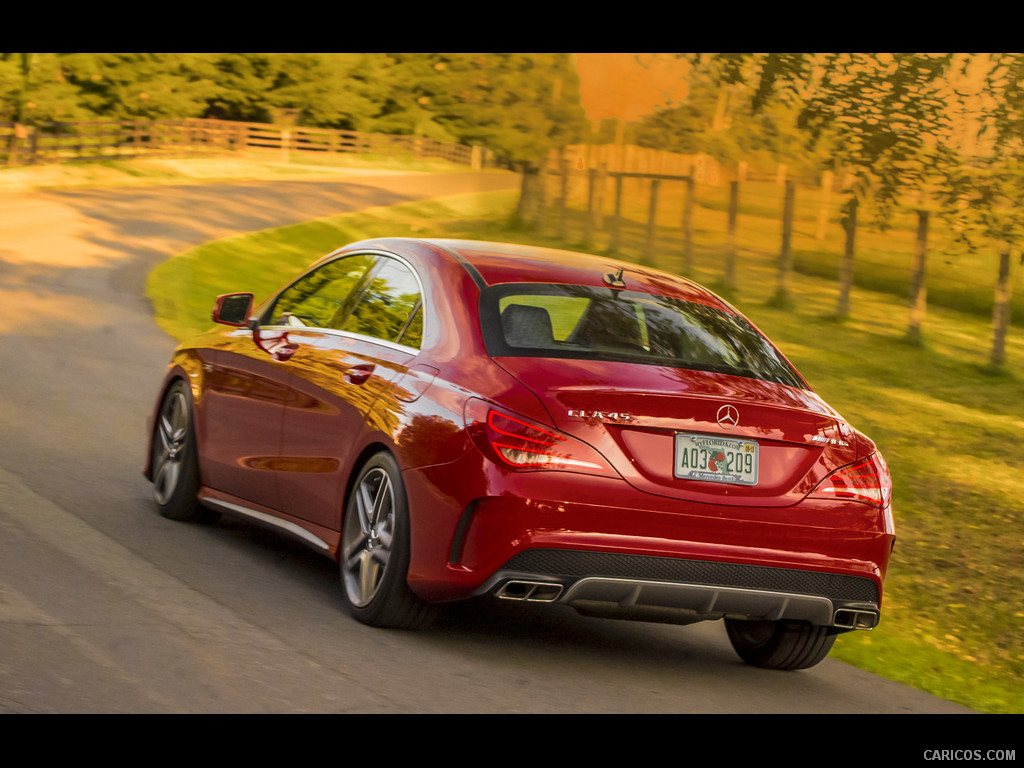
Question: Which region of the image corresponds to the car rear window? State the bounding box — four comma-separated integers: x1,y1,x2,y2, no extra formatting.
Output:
479,283,805,389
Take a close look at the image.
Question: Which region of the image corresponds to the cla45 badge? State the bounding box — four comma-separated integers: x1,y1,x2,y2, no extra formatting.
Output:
567,410,632,421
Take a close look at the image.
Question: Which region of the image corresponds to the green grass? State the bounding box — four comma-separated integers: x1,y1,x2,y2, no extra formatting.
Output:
144,167,1022,714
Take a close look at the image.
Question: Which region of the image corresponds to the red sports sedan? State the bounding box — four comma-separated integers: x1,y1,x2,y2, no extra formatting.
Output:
145,238,894,670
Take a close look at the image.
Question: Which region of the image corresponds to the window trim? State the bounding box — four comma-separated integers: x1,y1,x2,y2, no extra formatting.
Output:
259,249,427,351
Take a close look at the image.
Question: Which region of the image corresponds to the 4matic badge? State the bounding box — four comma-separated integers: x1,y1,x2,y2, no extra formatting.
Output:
811,435,850,447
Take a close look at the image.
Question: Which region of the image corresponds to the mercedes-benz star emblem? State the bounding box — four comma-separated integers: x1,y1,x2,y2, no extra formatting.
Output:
716,404,739,430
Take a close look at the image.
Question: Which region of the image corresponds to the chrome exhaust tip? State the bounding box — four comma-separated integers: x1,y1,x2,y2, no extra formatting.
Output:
833,608,879,630
496,580,564,602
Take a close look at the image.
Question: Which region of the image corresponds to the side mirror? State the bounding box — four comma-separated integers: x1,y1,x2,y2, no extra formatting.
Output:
212,293,254,327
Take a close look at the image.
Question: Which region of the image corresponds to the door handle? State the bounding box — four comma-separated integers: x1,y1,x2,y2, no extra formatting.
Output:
344,363,375,385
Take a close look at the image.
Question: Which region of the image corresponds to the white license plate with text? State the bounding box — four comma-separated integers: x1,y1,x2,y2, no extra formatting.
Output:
674,433,758,486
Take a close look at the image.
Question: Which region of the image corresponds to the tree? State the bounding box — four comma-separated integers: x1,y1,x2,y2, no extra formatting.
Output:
682,53,957,225
935,53,1024,367
57,53,219,120
0,53,590,167
0,52,91,123
389,53,589,166
256,53,388,131
634,70,828,175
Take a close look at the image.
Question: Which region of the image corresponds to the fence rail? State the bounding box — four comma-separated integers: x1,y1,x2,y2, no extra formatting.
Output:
1,118,490,168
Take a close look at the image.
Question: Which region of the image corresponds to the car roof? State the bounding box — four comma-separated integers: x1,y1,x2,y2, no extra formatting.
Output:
412,238,734,312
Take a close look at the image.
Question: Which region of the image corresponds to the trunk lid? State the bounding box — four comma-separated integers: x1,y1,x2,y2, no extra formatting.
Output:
494,356,862,507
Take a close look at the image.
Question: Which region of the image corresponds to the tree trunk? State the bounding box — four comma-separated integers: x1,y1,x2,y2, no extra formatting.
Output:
907,210,929,343
991,245,1013,368
837,198,858,318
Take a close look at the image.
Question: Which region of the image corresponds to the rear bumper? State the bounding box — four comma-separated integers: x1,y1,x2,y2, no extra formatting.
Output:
403,456,893,628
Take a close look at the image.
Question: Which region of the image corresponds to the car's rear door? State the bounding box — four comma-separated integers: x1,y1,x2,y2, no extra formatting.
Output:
271,253,425,531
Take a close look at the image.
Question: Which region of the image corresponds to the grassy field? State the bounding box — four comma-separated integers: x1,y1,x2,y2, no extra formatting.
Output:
18,156,1013,713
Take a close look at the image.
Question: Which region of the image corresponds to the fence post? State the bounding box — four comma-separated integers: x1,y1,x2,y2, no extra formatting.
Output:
774,180,796,305
681,173,694,274
515,165,534,226
837,197,858,318
584,167,597,245
991,245,1013,368
907,210,929,343
535,165,549,232
724,179,739,291
610,174,624,254
27,125,39,163
6,125,22,167
645,178,661,262
557,156,570,239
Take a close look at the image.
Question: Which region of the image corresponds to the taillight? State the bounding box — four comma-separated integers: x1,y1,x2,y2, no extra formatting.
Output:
811,452,892,507
464,398,617,476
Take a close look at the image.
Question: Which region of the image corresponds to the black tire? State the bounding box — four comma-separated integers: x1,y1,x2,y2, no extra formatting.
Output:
725,618,837,671
150,380,204,523
340,452,430,629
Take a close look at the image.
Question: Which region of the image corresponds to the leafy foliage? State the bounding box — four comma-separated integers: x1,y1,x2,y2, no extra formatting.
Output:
0,52,92,121
0,52,588,166
651,51,1024,263
797,53,957,224
936,54,1024,252
634,71,826,173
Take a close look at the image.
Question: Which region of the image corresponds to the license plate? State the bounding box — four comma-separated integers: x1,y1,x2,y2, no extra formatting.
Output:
674,433,758,486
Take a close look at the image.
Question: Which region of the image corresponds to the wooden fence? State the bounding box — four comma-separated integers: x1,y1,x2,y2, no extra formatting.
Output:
1,118,491,168
519,154,1018,368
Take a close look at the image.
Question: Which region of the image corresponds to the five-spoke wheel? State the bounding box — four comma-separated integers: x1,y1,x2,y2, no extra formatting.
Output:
341,452,429,628
150,380,201,522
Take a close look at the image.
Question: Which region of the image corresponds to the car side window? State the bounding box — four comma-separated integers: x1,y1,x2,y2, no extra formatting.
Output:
341,257,423,348
267,254,375,328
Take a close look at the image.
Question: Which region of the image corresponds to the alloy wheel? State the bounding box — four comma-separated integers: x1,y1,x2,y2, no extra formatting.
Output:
342,466,396,608
153,388,190,506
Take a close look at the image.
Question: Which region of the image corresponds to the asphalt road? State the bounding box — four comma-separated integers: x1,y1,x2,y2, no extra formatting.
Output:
0,170,975,714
